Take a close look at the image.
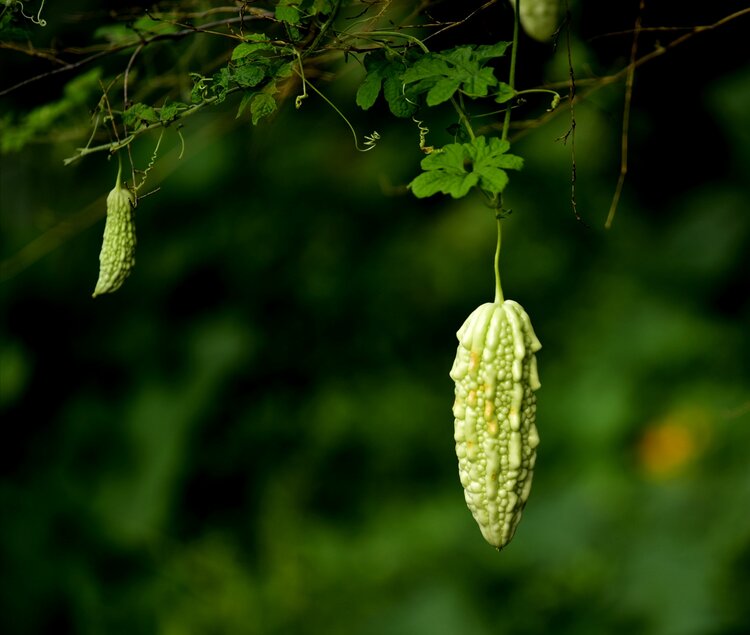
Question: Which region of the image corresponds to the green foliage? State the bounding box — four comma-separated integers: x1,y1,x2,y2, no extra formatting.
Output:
158,101,189,124
0,68,102,153
275,0,334,24
275,0,303,25
94,15,178,43
122,103,159,129
232,64,267,89
357,42,511,116
410,137,523,199
0,3,30,40
401,42,511,105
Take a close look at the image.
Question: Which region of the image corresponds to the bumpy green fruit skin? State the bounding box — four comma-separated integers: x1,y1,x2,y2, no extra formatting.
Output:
450,300,541,549
92,180,136,297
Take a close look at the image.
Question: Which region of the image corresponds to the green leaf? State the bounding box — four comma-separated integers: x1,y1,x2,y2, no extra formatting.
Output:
236,92,253,119
411,163,479,198
474,42,512,61
132,16,179,36
409,136,523,199
301,0,334,13
273,61,295,79
425,77,463,106
159,101,188,123
250,92,277,125
356,67,384,111
401,42,510,105
355,51,417,118
383,75,419,117
495,82,516,104
211,67,232,103
232,64,266,88
276,0,301,25
122,103,159,129
231,39,275,60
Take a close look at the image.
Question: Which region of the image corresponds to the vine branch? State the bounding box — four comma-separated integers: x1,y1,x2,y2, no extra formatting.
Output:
0,13,273,98
605,0,644,229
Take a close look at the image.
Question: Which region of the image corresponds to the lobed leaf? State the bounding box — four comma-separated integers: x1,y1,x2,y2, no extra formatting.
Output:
409,136,523,199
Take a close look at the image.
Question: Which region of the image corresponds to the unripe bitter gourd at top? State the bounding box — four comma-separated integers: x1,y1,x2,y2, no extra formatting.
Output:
507,0,562,42
450,300,541,549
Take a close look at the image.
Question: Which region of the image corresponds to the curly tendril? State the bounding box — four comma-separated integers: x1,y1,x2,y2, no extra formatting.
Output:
11,0,47,26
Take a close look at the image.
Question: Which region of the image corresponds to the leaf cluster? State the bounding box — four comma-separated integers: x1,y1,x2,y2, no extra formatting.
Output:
0,68,103,153
122,101,190,130
409,137,523,199
186,35,296,126
0,2,31,40
356,39,521,201
357,42,513,115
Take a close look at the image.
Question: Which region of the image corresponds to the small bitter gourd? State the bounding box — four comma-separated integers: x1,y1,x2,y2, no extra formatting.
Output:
450,300,541,549
92,171,136,297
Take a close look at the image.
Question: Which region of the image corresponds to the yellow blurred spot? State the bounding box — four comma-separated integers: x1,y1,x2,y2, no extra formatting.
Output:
637,409,710,478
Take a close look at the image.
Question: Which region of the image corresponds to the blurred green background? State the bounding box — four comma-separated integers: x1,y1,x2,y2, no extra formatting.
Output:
1,1,749,634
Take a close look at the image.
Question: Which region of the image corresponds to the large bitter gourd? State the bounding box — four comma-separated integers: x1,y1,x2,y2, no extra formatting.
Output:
450,300,541,549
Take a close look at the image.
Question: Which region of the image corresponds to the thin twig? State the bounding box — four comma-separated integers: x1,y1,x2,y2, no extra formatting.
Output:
0,41,66,64
605,0,644,229
508,7,750,138
123,44,144,109
422,0,500,44
560,0,581,223
122,44,144,188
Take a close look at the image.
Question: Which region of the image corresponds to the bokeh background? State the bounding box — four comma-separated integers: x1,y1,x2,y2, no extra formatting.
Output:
1,1,749,634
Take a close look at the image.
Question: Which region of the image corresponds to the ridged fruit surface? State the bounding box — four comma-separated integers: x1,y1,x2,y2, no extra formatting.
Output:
450,300,541,549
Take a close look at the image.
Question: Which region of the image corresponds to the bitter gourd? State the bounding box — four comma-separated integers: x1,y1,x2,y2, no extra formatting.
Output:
92,171,136,297
508,0,562,42
450,300,541,549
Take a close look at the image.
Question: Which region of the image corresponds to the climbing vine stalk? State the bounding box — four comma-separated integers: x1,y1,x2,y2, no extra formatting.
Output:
502,0,521,143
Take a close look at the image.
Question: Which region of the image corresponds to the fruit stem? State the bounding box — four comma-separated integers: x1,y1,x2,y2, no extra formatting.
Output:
494,217,504,303
494,0,519,304
114,154,123,190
